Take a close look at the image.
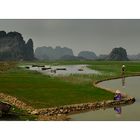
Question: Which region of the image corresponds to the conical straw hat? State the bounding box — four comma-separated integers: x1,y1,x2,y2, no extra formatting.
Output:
116,90,121,94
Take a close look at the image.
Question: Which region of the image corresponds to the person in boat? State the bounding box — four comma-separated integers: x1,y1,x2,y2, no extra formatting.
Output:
114,90,122,101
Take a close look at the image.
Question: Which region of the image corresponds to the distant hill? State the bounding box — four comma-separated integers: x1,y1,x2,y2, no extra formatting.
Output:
35,46,74,60
137,53,140,60
128,54,140,60
0,31,35,60
107,47,129,61
60,55,86,60
78,51,97,60
98,54,108,60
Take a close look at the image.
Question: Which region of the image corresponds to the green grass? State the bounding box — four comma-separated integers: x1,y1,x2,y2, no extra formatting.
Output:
88,61,140,80
1,61,140,110
0,67,113,108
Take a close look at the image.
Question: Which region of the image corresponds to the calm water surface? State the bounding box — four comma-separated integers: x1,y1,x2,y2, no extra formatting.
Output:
28,65,101,76
69,76,140,121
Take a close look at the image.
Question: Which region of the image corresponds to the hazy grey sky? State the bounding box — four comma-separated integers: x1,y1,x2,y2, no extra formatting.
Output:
0,19,140,55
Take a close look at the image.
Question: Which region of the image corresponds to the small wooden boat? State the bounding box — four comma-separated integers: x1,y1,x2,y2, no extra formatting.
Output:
41,67,51,70
78,68,84,71
56,68,67,70
32,64,38,67
25,66,30,69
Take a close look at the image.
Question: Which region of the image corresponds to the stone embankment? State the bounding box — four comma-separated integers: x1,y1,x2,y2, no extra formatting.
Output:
0,92,135,121
32,97,135,115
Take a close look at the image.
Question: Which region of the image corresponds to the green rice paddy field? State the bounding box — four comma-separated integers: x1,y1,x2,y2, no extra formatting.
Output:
0,61,140,109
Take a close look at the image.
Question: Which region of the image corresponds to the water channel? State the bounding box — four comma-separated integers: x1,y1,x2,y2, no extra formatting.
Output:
69,76,140,121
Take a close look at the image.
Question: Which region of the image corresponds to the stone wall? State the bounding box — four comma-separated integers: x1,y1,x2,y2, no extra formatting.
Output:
32,97,135,116
0,92,135,120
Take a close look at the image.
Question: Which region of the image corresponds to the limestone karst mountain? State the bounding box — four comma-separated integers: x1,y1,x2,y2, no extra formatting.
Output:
0,31,35,60
78,51,97,60
35,46,74,60
107,47,129,61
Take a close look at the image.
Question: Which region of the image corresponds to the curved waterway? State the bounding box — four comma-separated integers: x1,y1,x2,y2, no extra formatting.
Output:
69,76,140,121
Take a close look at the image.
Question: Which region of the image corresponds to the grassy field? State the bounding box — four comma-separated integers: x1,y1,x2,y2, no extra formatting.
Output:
0,61,140,110
0,67,113,108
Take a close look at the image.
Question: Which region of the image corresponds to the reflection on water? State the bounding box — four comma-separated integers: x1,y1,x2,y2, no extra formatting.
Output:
114,107,122,114
122,76,125,87
114,107,122,119
69,76,140,121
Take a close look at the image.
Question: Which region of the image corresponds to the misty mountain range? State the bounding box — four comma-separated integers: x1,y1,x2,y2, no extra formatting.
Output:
35,46,131,61
0,30,139,61
35,46,98,60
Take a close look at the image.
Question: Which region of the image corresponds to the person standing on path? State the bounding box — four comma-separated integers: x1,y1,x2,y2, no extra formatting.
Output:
121,65,126,86
121,65,126,76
